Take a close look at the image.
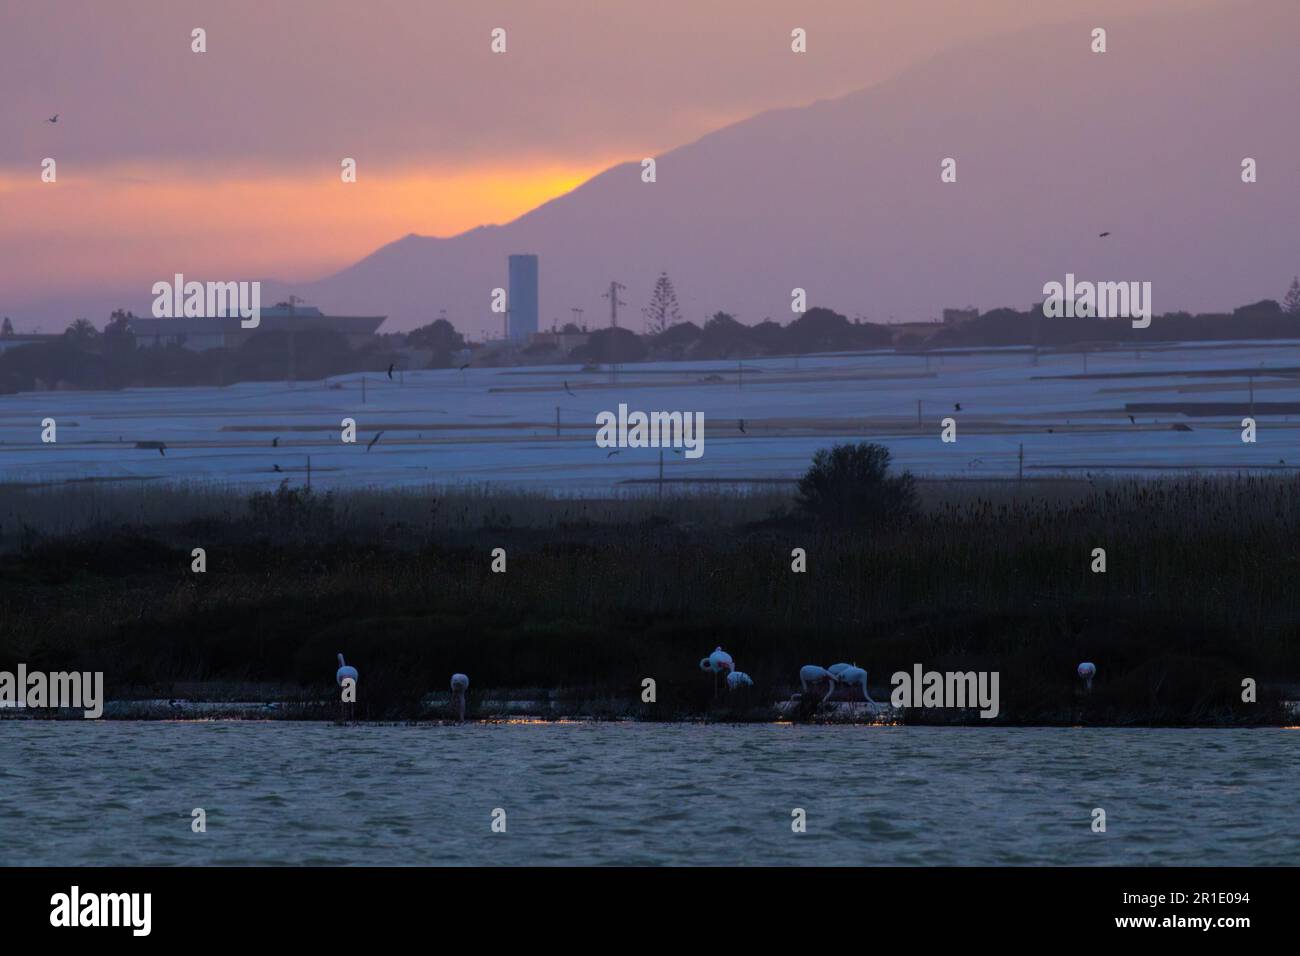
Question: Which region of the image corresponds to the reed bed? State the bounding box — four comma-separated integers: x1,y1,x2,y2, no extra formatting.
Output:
1,475,1296,723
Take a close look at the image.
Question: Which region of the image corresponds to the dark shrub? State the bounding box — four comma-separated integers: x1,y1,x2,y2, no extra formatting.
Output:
796,442,917,527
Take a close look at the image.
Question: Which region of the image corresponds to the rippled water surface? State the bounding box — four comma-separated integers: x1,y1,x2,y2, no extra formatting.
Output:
1,723,1295,865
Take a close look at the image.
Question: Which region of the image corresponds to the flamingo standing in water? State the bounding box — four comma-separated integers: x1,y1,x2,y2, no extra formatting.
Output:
799,665,839,709
834,665,876,705
699,646,735,697
1077,662,1096,691
450,673,469,722
336,653,358,720
727,671,753,690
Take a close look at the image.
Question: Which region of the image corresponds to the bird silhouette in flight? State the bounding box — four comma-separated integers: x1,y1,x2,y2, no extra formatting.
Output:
738,419,746,434
1099,231,1111,238
954,403,962,412
459,362,471,372
563,380,576,396
366,430,384,452
272,436,279,447
1127,415,1136,425
47,114,58,123
606,450,620,458
157,444,166,457
273,464,282,473
387,363,394,380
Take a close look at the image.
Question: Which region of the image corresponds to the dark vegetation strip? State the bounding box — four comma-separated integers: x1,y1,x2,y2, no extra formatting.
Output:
2,460,1297,724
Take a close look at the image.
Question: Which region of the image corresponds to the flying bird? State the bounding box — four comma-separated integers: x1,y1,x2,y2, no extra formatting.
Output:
1127,415,1136,425
272,436,279,447
563,380,575,396
606,450,620,458
954,403,962,412
387,363,394,380
158,445,166,457
272,464,281,473
459,362,471,372
738,419,746,434
1099,231,1111,238
47,114,58,123
366,430,384,452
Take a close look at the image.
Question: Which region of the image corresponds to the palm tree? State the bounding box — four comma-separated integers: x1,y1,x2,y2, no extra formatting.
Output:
64,318,98,344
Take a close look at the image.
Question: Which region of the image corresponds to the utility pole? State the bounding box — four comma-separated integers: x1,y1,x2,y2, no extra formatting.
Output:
602,281,626,329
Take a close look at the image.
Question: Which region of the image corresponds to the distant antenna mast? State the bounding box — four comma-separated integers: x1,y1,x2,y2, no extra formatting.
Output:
602,281,626,329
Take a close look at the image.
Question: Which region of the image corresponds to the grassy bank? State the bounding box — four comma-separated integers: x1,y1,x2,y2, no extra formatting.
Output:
1,477,1297,724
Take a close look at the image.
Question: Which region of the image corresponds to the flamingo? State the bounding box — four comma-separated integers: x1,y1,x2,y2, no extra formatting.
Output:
336,653,358,686
726,671,753,690
836,665,876,705
799,665,839,707
336,653,358,721
450,673,469,722
698,647,735,674
698,647,735,698
1077,662,1096,691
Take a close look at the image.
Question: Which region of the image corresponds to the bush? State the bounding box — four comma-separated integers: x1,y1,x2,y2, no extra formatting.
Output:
796,442,917,527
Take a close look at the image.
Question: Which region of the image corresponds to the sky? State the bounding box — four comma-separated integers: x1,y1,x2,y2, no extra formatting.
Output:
0,0,1203,330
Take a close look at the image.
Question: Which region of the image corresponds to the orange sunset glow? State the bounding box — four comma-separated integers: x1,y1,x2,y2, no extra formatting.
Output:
0,161,605,292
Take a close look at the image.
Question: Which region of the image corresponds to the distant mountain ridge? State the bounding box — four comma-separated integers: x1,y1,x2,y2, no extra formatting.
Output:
271,0,1298,335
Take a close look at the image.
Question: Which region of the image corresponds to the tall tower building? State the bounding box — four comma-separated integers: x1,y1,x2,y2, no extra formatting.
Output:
508,254,539,342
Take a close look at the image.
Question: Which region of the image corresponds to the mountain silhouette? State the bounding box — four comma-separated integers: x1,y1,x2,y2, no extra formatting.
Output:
276,0,1298,334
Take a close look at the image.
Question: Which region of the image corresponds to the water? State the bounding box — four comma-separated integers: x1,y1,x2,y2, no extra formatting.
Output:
1,723,1295,865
